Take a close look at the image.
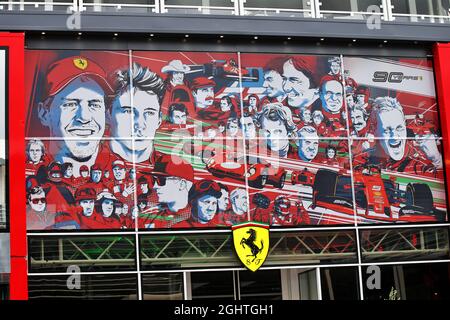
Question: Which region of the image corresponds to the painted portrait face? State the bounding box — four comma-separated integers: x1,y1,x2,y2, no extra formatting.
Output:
64,166,73,178
231,190,248,215
249,96,257,107
80,170,89,178
218,189,230,211
282,60,316,108
28,143,43,163
241,116,256,139
154,177,180,204
330,61,341,75
80,199,95,217
220,98,231,112
110,89,161,153
297,131,319,161
263,70,284,98
327,148,336,159
227,121,239,137
171,110,187,125
260,117,289,153
351,109,367,133
29,191,46,212
171,71,184,86
102,199,115,217
113,166,126,181
376,109,407,161
313,111,323,126
302,109,312,123
193,87,214,108
91,170,102,183
321,80,343,114
41,77,106,160
197,194,218,223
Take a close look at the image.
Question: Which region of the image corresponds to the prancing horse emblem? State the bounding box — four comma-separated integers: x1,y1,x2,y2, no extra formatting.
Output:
232,222,269,272
240,228,264,262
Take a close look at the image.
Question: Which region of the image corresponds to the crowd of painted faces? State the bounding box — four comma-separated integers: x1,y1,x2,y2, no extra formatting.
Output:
25,54,444,230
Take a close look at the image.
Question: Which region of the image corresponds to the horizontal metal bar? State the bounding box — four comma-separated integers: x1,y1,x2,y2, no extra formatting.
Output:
81,3,156,8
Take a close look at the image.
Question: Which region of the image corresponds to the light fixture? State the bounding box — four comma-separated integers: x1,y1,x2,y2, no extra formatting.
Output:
41,32,46,35
383,40,388,43
320,38,325,41
150,33,154,37
78,32,82,36
114,33,118,37
352,39,357,42
185,34,189,38
254,36,258,40
287,37,291,40
220,35,224,38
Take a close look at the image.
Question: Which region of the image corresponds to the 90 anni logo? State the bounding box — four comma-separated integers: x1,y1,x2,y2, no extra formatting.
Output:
372,71,423,83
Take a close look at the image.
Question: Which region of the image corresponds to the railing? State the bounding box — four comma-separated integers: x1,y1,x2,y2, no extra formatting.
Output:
79,0,158,13
1,0,450,25
0,0,77,11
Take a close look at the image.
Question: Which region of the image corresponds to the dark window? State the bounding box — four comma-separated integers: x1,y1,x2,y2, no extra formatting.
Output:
321,267,360,300
141,273,184,300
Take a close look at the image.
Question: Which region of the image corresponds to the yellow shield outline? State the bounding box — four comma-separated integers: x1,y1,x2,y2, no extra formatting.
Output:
232,222,269,272
73,57,88,70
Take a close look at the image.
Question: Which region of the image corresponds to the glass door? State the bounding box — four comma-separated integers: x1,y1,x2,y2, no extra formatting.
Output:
281,268,320,300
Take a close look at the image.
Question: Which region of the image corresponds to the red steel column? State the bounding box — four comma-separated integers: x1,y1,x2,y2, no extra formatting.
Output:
0,32,27,300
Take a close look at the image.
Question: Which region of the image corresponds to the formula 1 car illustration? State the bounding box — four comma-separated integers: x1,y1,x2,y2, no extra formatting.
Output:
291,168,315,186
311,164,446,222
204,152,287,189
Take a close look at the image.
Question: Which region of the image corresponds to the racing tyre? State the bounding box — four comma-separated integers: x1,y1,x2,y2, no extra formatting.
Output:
250,175,267,189
405,183,434,211
274,173,286,189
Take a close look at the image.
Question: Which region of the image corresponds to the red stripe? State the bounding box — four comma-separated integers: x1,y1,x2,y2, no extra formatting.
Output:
0,32,27,300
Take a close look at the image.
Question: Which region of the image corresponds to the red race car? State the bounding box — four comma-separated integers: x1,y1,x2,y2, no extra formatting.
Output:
205,153,287,189
291,168,315,186
311,164,446,222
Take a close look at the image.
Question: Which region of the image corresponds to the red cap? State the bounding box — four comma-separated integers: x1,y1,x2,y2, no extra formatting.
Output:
45,56,113,97
79,165,89,172
190,77,216,91
151,153,194,182
75,187,96,201
91,164,102,172
112,159,126,169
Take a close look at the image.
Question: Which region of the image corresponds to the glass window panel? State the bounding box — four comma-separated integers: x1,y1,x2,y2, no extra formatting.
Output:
363,263,450,300
239,269,282,300
0,234,10,273
141,273,184,300
190,271,235,300
320,267,359,300
28,236,137,273
391,0,449,15
140,230,357,270
28,274,138,300
360,227,450,262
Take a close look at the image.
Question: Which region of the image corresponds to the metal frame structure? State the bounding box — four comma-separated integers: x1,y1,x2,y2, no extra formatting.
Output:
0,0,450,24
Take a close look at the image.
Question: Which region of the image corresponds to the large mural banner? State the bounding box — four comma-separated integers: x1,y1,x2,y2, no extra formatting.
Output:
24,50,447,230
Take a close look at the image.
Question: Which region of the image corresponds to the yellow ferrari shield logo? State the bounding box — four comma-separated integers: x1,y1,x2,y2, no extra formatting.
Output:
232,222,269,272
73,57,88,70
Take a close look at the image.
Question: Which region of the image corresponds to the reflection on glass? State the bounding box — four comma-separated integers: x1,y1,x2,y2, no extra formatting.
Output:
363,263,450,300
28,274,138,300
141,273,184,300
28,236,137,273
190,271,235,300
321,267,359,300
239,269,282,300
360,227,450,262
